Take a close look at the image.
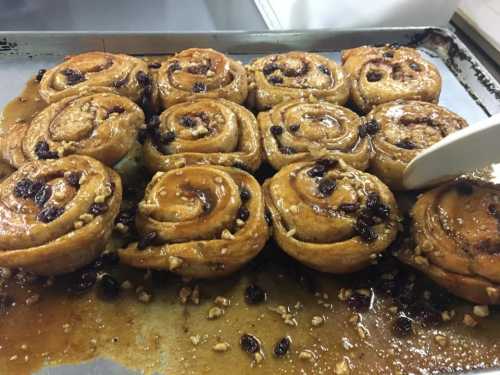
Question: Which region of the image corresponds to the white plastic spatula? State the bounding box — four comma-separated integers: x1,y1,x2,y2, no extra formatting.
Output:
403,113,500,190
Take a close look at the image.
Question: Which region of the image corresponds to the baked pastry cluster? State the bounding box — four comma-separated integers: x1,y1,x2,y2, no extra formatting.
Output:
0,45,493,306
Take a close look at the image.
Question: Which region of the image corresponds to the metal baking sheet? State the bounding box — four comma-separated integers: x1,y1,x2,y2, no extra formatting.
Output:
0,27,499,375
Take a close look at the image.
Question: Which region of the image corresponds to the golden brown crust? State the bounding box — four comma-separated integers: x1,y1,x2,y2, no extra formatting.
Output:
258,99,370,170
0,155,122,275
368,100,468,190
247,52,350,111
119,166,269,278
39,51,158,106
263,159,399,273
143,98,262,172
397,180,500,305
342,45,441,113
157,48,247,108
0,93,145,168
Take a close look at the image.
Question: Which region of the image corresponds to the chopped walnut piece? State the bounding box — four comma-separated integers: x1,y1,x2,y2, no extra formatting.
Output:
311,316,324,327
298,349,315,362
434,335,448,347
473,305,489,318
212,342,230,352
208,306,224,320
463,314,478,327
168,256,183,271
137,290,152,304
214,296,230,307
190,335,201,346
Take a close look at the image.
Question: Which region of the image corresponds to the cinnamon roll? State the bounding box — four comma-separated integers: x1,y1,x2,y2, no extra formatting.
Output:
247,51,350,110
157,48,247,108
0,155,122,275
258,99,370,171
39,52,158,113
342,44,442,113
397,180,500,305
0,93,145,169
368,100,468,190
263,159,399,273
143,98,261,172
119,165,269,278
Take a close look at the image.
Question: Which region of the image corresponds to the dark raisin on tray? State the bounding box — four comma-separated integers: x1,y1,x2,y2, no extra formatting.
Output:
239,187,251,202
34,140,58,160
192,82,207,93
238,207,250,221
346,290,372,312
244,283,267,305
137,231,158,250
38,205,64,223
61,68,85,85
65,267,97,295
35,69,46,82
318,178,336,196
240,334,260,353
98,274,120,299
274,337,291,357
34,184,52,207
270,125,283,136
89,202,108,216
392,315,413,338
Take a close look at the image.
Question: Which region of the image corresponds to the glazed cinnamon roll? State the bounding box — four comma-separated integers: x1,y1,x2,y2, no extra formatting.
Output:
258,99,370,171
397,180,500,305
342,44,441,113
157,48,247,108
119,166,269,278
0,93,145,169
263,159,399,273
143,98,261,172
247,51,350,110
39,52,158,112
368,100,468,190
0,155,122,275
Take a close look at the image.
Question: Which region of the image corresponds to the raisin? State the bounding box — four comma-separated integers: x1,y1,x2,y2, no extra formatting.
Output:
138,232,157,250
383,51,394,58
409,62,422,72
455,181,473,195
488,204,497,216
354,217,377,242
98,274,120,299
366,193,390,220
38,205,64,223
105,105,125,118
115,207,137,227
270,125,283,136
365,120,380,135
318,178,336,196
289,123,300,132
61,68,85,85
264,209,272,226
339,202,360,213
244,284,267,305
240,187,251,202
160,131,176,144
192,82,207,93
318,64,330,75
366,70,383,82
137,128,148,144
114,78,128,88
268,75,283,85
392,315,413,337
358,124,368,138
279,146,295,154
89,202,108,215
187,64,210,75
395,139,416,149
240,334,260,353
148,62,161,69
34,184,52,207
34,141,58,160
93,251,120,270
14,178,35,199
274,337,290,357
136,71,151,87
262,62,278,75
36,69,46,82
347,291,372,312
307,164,326,178
168,61,181,73
238,207,250,221
180,116,196,128
66,267,97,294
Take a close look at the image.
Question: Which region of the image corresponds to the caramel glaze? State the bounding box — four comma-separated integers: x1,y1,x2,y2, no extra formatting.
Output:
1,61,500,375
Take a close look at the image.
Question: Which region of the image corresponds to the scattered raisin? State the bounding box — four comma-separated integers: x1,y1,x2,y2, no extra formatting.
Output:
366,192,390,220
264,209,272,226
358,124,368,138
14,178,35,199
274,337,290,357
89,202,108,215
346,291,372,312
160,131,176,144
192,82,207,93
318,64,330,75
318,178,336,196
268,75,283,85
289,123,300,132
148,62,161,69
34,184,52,207
238,207,250,221
38,205,64,223
365,120,380,135
240,334,260,353
395,139,416,149
138,232,158,250
34,141,58,160
339,202,360,213
392,315,413,337
240,187,251,202
409,62,422,72
105,105,125,118
61,68,85,85
66,267,97,294
136,71,151,87
36,69,46,82
180,116,196,128
168,61,181,73
98,274,120,299
366,70,383,82
115,207,137,227
244,284,267,305
187,64,210,75
114,77,128,88
270,125,283,136
262,62,278,75
307,164,326,178
93,251,120,270
354,217,377,242
383,51,394,58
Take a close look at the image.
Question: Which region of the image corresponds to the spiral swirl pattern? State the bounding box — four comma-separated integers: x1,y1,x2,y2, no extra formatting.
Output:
342,45,442,113
143,98,261,172
398,180,500,305
263,159,399,273
368,100,468,190
258,99,370,170
247,51,350,110
0,155,122,275
120,165,269,278
157,48,247,108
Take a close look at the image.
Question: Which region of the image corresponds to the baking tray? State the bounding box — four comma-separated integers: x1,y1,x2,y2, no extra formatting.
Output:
0,27,499,375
